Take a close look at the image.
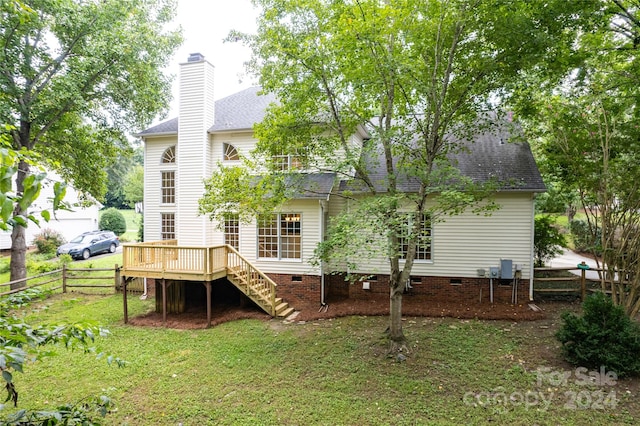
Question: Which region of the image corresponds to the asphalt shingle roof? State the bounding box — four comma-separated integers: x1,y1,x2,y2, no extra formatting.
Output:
138,87,276,136
340,121,545,193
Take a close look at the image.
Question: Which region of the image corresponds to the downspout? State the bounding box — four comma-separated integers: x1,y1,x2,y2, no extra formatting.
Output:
529,194,535,301
319,199,328,305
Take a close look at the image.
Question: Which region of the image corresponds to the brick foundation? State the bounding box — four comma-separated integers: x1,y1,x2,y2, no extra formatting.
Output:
326,274,528,304
146,272,528,312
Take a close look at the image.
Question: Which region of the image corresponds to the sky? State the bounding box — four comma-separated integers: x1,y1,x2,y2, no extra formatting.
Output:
162,0,260,120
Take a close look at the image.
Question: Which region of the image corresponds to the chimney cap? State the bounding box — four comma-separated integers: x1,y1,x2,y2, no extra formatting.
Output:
187,52,205,62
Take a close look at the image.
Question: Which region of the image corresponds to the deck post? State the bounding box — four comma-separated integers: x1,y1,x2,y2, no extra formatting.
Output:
162,279,167,326
205,281,212,328
123,277,129,324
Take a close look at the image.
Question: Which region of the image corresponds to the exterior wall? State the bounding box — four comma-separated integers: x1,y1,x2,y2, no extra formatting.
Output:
234,198,323,276
268,273,322,306
143,135,177,242
176,58,215,246
329,192,535,280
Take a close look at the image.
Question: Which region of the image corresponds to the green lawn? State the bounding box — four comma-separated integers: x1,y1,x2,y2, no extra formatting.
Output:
1,294,637,425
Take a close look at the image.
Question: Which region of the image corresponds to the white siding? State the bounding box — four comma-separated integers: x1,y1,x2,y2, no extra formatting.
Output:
143,136,177,242
329,193,535,279
177,58,215,245
232,199,323,276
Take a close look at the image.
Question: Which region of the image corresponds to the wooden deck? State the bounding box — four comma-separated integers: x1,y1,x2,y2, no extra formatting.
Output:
121,241,294,323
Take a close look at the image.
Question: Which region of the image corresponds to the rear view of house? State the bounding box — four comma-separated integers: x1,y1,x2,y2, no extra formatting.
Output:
127,54,545,322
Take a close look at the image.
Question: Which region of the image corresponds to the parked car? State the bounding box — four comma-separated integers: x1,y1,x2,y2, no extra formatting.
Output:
56,230,120,260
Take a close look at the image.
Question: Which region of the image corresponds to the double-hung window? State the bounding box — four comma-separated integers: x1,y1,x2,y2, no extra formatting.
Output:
399,213,432,260
224,213,240,250
257,213,301,259
161,213,175,240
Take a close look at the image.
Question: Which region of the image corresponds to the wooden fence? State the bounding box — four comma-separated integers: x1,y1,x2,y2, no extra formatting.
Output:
0,264,144,297
534,262,604,300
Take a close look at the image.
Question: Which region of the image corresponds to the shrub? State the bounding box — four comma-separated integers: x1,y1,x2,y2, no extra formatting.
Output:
0,256,10,274
570,219,602,255
534,215,566,267
32,228,66,255
556,292,640,377
99,208,127,236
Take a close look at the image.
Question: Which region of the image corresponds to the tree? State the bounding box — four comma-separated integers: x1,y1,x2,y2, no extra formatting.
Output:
533,215,566,267
200,0,581,350
123,164,144,208
0,0,182,287
521,1,640,317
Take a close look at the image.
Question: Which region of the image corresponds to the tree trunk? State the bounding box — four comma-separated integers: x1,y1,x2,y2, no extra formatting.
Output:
9,159,29,290
388,279,407,353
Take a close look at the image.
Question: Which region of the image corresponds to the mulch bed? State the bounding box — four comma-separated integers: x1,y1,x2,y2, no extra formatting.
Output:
128,294,545,329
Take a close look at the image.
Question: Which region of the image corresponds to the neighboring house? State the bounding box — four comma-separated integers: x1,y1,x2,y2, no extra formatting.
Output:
134,53,545,317
0,170,101,250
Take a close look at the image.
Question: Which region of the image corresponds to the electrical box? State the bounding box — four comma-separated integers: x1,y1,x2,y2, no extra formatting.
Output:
477,268,486,277
362,281,370,290
500,259,513,279
489,267,500,278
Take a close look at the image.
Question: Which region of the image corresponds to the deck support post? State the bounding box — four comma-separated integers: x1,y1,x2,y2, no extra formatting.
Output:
205,281,212,328
162,279,167,326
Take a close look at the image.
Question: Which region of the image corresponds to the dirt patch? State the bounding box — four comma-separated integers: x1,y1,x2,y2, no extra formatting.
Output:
129,294,550,329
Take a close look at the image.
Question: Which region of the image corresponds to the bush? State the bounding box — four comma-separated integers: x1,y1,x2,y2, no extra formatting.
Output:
99,208,127,236
556,292,640,377
570,219,602,255
32,228,66,255
534,215,566,267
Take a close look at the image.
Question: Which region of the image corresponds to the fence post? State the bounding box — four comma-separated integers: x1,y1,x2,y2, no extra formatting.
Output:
115,264,121,292
62,263,67,293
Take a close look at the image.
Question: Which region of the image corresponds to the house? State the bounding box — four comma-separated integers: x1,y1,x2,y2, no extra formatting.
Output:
130,53,545,322
0,170,101,250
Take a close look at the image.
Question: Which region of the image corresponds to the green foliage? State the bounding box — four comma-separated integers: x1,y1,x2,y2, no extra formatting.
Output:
556,293,640,377
1,394,114,425
0,257,9,275
32,228,66,255
570,219,602,255
122,165,144,208
533,215,566,267
137,214,144,243
99,208,127,236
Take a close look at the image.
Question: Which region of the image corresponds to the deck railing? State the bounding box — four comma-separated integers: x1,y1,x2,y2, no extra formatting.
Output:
122,242,227,280
121,242,278,315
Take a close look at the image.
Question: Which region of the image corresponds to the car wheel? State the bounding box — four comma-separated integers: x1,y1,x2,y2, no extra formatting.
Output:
82,249,90,260
109,243,116,253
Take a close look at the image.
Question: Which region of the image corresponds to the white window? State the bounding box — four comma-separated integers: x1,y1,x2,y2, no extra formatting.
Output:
161,146,176,163
257,213,301,259
399,213,431,260
161,171,175,204
223,143,239,161
161,213,175,240
272,154,302,171
224,213,239,250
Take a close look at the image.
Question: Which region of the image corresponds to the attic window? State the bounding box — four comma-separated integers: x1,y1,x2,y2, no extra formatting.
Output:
223,143,239,161
162,146,176,163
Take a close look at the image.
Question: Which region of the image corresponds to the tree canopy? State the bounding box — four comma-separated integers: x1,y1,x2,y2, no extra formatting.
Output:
0,0,181,284
199,0,585,348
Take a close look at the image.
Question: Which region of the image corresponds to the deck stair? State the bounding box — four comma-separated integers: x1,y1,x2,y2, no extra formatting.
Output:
225,247,294,318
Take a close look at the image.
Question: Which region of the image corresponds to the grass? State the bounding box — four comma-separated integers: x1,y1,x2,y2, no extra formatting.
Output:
1,294,637,425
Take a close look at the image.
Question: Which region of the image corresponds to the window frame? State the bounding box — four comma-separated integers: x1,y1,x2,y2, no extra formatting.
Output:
223,143,240,162
160,170,175,205
399,213,432,261
161,213,176,240
257,213,302,260
161,146,176,164
224,213,240,250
